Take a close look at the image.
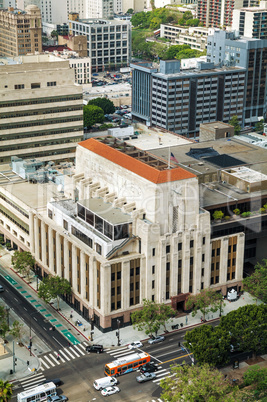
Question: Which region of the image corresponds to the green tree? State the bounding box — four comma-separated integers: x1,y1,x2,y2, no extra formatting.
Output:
0,380,13,402
158,303,175,331
88,97,115,114
160,363,240,402
255,119,264,133
149,16,162,30
184,325,231,366
11,251,35,281
186,18,200,27
131,299,161,336
229,115,241,135
50,30,58,39
83,105,104,128
243,365,267,400
0,306,9,340
127,8,134,14
220,304,267,356
213,210,224,220
243,259,267,304
185,288,225,321
9,320,24,344
38,275,71,311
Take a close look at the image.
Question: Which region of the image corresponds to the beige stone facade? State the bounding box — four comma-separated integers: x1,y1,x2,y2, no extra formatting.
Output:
0,54,83,163
0,5,42,57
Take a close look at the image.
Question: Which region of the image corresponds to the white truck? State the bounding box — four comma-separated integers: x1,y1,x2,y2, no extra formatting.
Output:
227,288,238,301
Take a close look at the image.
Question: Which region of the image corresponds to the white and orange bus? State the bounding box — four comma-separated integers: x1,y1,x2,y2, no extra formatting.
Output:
104,352,150,377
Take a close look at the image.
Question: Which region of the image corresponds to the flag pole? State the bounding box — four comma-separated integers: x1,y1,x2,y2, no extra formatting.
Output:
168,146,170,169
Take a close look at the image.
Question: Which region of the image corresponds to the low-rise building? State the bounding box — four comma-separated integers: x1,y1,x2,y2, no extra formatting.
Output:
160,25,214,51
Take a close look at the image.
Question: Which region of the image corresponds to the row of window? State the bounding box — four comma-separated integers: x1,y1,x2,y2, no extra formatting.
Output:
0,115,82,130
0,105,81,120
0,94,82,108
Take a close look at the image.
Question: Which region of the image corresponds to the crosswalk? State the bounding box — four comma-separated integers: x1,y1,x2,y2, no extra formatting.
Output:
105,346,171,384
38,341,88,371
17,372,46,391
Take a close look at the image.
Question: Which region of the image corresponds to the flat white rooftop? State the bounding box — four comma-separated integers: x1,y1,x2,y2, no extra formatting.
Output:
226,166,267,183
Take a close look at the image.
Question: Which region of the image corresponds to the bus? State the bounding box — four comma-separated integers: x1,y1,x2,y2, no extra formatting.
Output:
104,352,150,377
17,382,57,402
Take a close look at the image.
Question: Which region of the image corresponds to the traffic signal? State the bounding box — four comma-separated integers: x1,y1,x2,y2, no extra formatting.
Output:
30,341,32,347
27,361,29,366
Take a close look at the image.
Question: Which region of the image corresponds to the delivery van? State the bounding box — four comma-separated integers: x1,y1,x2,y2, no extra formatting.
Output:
93,377,117,390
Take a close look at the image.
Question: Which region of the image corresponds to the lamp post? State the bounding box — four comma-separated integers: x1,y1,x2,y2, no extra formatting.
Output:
29,311,39,356
116,319,121,346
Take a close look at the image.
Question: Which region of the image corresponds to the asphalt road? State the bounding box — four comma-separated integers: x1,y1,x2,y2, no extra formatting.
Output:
0,275,69,351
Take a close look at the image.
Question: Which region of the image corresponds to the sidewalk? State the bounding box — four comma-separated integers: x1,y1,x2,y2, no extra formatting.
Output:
0,246,260,382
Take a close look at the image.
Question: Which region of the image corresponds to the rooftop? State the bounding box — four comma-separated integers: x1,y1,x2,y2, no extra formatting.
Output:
78,198,132,225
79,137,196,184
69,18,129,26
224,166,267,183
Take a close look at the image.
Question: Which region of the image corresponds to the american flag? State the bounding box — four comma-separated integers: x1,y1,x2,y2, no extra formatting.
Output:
170,152,179,163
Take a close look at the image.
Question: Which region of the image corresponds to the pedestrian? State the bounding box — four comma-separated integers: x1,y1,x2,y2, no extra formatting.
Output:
57,353,60,360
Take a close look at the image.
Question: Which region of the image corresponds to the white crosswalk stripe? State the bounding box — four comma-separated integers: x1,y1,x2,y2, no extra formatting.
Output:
43,355,55,367
39,358,50,370
63,347,77,359
58,349,71,361
153,372,175,384
19,373,46,391
49,353,61,365
74,344,86,355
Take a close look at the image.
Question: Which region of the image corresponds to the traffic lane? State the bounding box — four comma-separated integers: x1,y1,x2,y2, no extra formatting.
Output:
0,275,69,350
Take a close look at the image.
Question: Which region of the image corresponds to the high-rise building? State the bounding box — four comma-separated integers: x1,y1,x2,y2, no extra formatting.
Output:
131,60,245,138
69,15,131,73
0,5,42,57
0,54,83,163
232,1,267,39
197,0,260,28
207,29,267,124
87,0,114,19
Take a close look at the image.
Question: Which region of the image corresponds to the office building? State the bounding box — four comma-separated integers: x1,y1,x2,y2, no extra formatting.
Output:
131,60,245,138
87,0,114,19
0,54,83,163
7,131,267,330
68,15,131,73
207,29,267,124
232,1,267,39
197,0,260,28
0,5,42,57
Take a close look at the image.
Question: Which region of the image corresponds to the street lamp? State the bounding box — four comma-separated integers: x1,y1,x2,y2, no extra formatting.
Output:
116,319,121,346
29,311,39,356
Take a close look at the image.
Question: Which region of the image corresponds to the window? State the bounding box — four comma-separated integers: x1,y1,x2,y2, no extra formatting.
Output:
152,265,155,274
217,248,220,256
216,262,219,270
48,209,53,219
190,240,194,248
152,248,155,256
166,245,170,253
63,219,68,230
178,242,182,251
190,257,193,265
228,259,231,267
212,249,215,257
47,81,56,87
178,259,182,268
232,258,236,266
202,254,205,262
31,83,40,89
211,263,214,271
203,237,206,245
14,84,24,89
233,244,236,252
201,268,204,276
152,280,155,289
228,245,232,253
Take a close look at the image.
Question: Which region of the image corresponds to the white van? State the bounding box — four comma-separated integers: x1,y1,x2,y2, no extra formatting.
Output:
93,377,117,390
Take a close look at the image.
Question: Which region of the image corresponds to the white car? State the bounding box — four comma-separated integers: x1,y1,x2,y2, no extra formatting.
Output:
128,341,143,350
101,386,120,397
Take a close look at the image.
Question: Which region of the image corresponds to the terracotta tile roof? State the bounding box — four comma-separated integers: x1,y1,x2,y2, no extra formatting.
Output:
79,138,196,184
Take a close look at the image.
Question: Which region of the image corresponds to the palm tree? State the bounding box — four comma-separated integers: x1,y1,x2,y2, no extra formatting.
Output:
0,380,13,402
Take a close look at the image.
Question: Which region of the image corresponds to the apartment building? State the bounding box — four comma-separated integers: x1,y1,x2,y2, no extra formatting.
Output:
0,5,42,57
197,0,259,28
131,60,245,138
207,29,267,124
87,0,114,19
160,25,213,51
0,133,254,331
233,1,267,39
68,15,131,73
0,54,83,163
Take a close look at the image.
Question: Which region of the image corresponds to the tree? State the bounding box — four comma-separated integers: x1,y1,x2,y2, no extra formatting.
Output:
50,30,58,39
160,363,240,402
127,8,134,14
242,365,267,400
9,320,24,344
131,299,161,336
131,299,175,336
88,97,115,115
0,307,9,340
11,251,35,281
184,325,231,366
220,304,267,356
0,380,13,402
255,119,264,133
83,105,104,128
243,259,267,304
229,115,241,135
213,210,224,220
38,275,71,311
185,288,225,321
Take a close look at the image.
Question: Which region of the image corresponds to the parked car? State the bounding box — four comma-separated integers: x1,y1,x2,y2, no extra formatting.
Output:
0,285,4,292
100,386,120,396
140,362,158,373
128,341,143,350
148,335,165,345
136,372,156,383
86,344,104,353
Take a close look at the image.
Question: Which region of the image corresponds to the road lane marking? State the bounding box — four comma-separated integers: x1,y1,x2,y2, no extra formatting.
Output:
43,355,55,367
59,349,70,361
156,371,170,378
63,348,76,359
39,357,50,369
52,336,64,348
20,373,44,385
68,346,80,357
74,344,86,355
161,352,193,365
